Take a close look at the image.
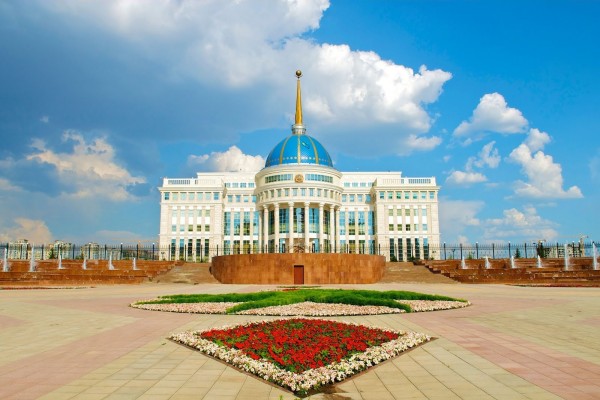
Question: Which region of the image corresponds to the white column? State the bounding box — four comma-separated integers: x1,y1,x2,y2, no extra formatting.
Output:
318,203,324,253
328,206,334,253
288,202,294,253
274,203,280,253
263,205,268,253
335,206,340,253
304,202,310,251
249,208,254,254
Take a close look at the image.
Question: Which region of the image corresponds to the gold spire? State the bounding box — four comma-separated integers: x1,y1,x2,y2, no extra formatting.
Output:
295,70,303,125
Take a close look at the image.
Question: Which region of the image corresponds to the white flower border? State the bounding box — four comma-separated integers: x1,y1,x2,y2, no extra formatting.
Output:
169,318,430,394
132,299,470,315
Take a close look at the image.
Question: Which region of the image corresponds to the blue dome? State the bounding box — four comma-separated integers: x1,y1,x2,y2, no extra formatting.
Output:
265,134,333,168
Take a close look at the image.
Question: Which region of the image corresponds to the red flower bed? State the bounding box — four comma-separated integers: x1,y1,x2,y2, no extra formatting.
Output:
200,318,399,373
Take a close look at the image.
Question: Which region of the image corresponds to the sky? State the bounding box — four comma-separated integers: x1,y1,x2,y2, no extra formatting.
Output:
1,0,599,246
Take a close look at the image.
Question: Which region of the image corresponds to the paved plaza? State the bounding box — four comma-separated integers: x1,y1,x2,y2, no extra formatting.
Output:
0,283,599,400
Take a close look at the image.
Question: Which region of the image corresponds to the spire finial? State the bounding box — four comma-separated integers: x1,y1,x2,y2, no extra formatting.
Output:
295,70,303,125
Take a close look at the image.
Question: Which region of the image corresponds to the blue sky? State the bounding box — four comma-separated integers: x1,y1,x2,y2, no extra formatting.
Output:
1,0,598,245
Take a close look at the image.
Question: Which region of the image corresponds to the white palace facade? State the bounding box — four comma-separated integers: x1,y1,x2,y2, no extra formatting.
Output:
158,72,440,261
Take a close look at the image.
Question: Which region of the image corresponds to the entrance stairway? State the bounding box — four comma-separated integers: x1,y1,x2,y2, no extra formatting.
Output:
379,262,457,284
425,258,600,286
151,263,220,284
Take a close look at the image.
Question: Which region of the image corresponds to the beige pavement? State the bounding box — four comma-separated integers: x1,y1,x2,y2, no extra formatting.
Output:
0,283,599,399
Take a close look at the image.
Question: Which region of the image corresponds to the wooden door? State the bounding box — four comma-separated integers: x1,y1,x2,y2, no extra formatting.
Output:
293,265,304,285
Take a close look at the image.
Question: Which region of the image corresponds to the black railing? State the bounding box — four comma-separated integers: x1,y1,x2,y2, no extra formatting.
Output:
1,241,597,263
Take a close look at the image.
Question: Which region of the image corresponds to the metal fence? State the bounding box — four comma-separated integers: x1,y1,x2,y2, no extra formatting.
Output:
2,240,598,263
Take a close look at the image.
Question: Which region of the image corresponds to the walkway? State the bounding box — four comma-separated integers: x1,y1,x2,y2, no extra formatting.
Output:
0,283,598,399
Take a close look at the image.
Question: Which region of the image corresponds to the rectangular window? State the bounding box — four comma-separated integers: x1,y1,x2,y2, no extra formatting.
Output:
279,208,288,233
342,194,347,202
171,224,176,232
412,192,418,200
397,224,402,232
379,191,385,200
173,193,179,201
405,224,411,231
388,209,394,216
309,208,319,233
389,224,394,232
189,192,195,201
234,212,241,235
224,212,231,235
293,188,298,196
301,188,306,196
205,209,211,217
196,224,202,232
179,225,185,232
197,192,203,200
387,191,393,199
368,211,374,235
243,212,250,235
164,192,170,200
253,211,259,236
339,211,346,235
422,208,427,217
414,224,419,231
349,194,355,202
396,191,402,199
243,195,249,203
397,208,402,216
421,191,426,199
188,225,193,232
357,194,363,203
240,182,247,188
269,210,275,235
348,212,356,235
309,188,314,197
422,223,428,232
405,209,411,216
205,224,210,233
213,192,219,201
228,195,233,202
181,193,187,201
366,194,371,203
358,211,365,235
235,195,241,203
293,207,305,234
285,189,289,197
429,191,435,200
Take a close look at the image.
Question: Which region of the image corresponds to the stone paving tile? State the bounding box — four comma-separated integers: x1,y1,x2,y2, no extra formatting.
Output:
1,283,600,399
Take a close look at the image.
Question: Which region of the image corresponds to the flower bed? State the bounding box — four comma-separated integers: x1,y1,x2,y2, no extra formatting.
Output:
396,299,471,312
170,318,430,395
132,301,240,314
235,301,404,316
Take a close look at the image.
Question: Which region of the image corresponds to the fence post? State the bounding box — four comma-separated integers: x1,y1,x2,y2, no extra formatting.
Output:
41,244,44,260
508,241,511,258
524,242,528,258
492,243,495,259
120,243,123,260
72,245,75,259
476,242,479,259
136,243,139,259
460,243,463,260
443,242,447,260
152,243,155,260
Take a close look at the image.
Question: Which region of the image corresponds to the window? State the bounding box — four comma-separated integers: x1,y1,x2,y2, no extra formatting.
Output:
205,209,210,217
205,224,210,233
188,225,193,232
235,195,241,203
412,192,418,200
196,224,202,232
173,193,179,201
240,183,247,188
396,191,402,199
285,189,289,196
317,189,322,197
213,192,219,200
348,212,356,235
397,209,402,216
358,212,365,235
389,224,394,232
164,192,170,200
227,195,233,203
189,192,195,201
350,194,355,202
366,194,371,203
339,212,346,235
397,224,402,232
309,208,319,233
404,192,409,199
422,223,428,232
243,195,249,203
429,191,435,200
234,212,241,235
387,191,393,199
357,194,363,203
293,188,298,196
224,212,231,235
279,208,288,233
181,193,187,201
265,174,293,183
171,224,176,232
379,191,385,200
405,209,411,216
243,212,250,235
301,188,306,196
368,211,374,235
388,209,394,216
249,183,255,188
309,188,314,197
422,208,427,217
252,195,257,202
179,225,185,232
352,182,358,187
197,192,203,200
421,191,426,199
342,194,347,202
405,224,411,231
414,224,419,231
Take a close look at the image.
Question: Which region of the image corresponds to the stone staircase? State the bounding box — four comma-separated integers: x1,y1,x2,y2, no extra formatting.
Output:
425,258,600,286
152,263,220,284
0,259,180,286
379,262,457,284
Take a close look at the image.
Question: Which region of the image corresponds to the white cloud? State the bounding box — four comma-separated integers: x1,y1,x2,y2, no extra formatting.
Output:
0,218,53,243
40,0,452,154
0,177,21,192
40,115,49,124
445,141,499,186
397,134,442,155
439,200,483,243
445,170,487,185
466,141,500,170
508,130,583,199
26,131,146,201
524,128,550,152
188,145,265,173
483,207,558,242
454,93,528,139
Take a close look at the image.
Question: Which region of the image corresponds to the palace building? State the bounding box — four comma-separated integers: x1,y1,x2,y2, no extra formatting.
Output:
158,71,440,262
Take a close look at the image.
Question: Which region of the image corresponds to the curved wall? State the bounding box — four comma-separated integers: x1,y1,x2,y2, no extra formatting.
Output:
211,254,385,284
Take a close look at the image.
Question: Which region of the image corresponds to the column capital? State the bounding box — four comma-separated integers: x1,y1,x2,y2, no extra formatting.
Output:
319,202,325,208
304,202,310,207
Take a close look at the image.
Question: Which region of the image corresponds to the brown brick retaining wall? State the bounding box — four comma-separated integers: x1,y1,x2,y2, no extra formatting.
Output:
211,253,385,284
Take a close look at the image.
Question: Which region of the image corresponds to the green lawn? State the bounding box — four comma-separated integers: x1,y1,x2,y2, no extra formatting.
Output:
136,289,467,313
